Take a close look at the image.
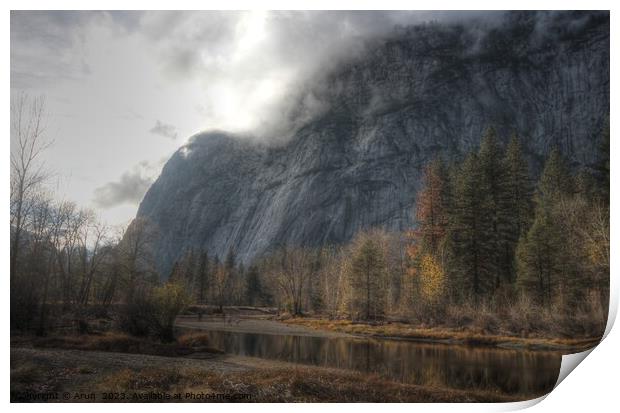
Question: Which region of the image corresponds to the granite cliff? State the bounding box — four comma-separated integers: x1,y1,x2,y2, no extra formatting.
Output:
136,11,609,275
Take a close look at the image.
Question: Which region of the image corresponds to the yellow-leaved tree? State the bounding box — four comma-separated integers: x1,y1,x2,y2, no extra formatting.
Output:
419,254,445,304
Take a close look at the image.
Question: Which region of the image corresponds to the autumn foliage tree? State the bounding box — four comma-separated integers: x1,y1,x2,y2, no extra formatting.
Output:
418,253,445,304
406,157,449,311
415,158,449,253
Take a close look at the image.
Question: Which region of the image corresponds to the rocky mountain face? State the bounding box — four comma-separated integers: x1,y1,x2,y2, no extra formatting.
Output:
136,11,609,276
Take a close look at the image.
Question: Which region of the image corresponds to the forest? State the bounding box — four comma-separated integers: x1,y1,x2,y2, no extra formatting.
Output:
10,95,609,342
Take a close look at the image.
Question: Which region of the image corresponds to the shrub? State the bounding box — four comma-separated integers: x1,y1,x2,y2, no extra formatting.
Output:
117,287,156,337
151,282,189,342
117,282,189,342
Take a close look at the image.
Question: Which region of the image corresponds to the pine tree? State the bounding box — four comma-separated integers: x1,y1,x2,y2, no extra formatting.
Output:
504,134,533,235
168,259,181,283
245,265,263,306
213,263,228,313
447,153,496,302
516,204,561,305
168,249,197,296
517,149,578,306
348,234,387,320
502,133,533,283
225,248,236,273
210,255,221,305
575,168,598,201
183,248,197,294
478,127,511,288
537,148,573,200
196,250,210,304
224,248,237,302
594,119,610,201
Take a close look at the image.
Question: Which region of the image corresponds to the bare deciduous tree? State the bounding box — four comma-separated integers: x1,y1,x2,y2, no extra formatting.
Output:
267,246,317,316
117,217,159,300
10,94,51,283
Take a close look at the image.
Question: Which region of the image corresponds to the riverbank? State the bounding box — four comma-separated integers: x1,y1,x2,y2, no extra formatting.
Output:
282,317,601,352
178,312,600,352
175,315,353,338
11,346,523,402
11,316,562,402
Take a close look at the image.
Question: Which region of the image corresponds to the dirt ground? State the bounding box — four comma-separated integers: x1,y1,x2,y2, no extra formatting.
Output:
10,346,243,402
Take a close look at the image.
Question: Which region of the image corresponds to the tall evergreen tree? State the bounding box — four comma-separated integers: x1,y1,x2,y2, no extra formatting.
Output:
502,133,533,283
516,204,561,305
224,248,236,287
504,133,533,236
446,153,496,302
594,119,610,201
224,248,239,305
575,168,598,201
348,235,387,320
168,249,197,295
168,259,181,283
225,248,236,272
183,248,197,292
245,265,263,306
211,254,229,312
196,250,210,304
537,148,573,200
478,127,511,288
517,149,578,306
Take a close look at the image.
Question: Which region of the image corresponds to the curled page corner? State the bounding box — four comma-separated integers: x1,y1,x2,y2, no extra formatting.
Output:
554,348,595,389
492,348,597,412
498,347,600,411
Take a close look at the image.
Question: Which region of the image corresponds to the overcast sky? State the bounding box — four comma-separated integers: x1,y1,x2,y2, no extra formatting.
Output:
10,10,498,227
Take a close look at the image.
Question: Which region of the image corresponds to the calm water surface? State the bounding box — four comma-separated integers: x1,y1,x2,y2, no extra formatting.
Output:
200,329,562,397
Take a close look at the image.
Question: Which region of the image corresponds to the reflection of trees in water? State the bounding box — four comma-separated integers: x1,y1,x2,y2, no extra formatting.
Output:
202,331,561,396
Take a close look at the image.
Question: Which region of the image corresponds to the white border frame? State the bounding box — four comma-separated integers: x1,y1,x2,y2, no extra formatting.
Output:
3,2,617,412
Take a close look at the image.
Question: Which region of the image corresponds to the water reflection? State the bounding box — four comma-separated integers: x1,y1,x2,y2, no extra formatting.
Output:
201,329,561,397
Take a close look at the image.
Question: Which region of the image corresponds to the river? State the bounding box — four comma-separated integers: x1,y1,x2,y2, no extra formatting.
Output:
198,328,561,397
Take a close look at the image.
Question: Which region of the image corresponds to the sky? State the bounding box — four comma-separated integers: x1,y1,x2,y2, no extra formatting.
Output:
10,10,497,226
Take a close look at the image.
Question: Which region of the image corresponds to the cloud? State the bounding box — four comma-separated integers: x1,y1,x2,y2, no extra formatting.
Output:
149,120,178,139
11,11,510,142
93,162,157,208
134,11,508,142
10,11,107,90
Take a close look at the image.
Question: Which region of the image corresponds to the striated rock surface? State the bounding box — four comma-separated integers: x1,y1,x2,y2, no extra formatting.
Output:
136,11,609,275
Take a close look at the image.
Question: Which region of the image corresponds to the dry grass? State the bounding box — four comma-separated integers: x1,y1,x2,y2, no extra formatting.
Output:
283,318,601,352
176,331,213,348
97,368,188,393
10,361,65,400
11,363,43,386
11,331,222,357
94,365,519,402
10,342,539,402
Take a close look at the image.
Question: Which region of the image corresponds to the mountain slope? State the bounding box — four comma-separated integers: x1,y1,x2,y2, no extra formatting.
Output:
136,11,609,275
